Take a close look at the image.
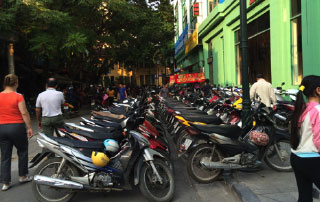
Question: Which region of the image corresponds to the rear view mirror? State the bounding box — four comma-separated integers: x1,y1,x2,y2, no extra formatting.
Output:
281,82,285,86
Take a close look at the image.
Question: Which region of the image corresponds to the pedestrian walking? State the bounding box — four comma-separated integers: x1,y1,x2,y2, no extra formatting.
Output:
250,74,277,109
36,78,65,136
117,84,127,101
201,79,211,97
107,87,115,106
159,83,169,98
0,74,33,191
290,75,320,202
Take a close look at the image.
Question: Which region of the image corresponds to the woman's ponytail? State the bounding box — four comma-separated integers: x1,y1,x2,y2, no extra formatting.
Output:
291,90,305,149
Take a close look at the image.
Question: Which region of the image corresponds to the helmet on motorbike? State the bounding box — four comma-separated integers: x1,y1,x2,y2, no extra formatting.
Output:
91,151,110,167
104,139,119,153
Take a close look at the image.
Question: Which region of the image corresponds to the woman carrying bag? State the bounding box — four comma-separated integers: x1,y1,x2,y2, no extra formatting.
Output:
0,74,33,191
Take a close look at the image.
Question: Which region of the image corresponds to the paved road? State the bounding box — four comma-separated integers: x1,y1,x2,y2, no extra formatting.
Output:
1,113,238,202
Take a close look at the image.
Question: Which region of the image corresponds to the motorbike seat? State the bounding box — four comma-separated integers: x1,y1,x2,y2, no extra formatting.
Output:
52,137,105,149
93,115,124,123
277,100,293,105
90,119,121,128
64,127,123,141
183,115,222,125
175,108,207,114
190,124,241,139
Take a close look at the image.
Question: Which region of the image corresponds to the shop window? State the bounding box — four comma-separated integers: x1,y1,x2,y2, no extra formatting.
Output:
291,0,303,85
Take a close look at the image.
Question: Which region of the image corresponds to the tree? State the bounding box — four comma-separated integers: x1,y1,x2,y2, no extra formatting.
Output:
0,0,174,85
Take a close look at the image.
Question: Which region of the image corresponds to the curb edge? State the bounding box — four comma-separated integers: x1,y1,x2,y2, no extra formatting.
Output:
224,173,260,202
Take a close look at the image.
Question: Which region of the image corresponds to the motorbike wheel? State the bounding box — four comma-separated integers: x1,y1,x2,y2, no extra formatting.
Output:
187,144,222,183
32,157,79,202
139,159,175,202
264,139,292,172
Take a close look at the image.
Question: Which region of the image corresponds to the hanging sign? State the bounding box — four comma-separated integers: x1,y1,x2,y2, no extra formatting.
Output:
193,3,199,16
185,27,198,54
174,25,189,55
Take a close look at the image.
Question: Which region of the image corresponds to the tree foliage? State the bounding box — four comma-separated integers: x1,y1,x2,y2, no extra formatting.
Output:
0,0,174,82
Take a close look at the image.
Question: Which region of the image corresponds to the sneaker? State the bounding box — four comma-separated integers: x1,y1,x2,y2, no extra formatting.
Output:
19,176,33,184
2,184,11,191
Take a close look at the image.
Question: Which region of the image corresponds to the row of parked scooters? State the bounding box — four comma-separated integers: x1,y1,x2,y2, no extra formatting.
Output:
29,84,296,202
157,85,294,183
30,93,175,202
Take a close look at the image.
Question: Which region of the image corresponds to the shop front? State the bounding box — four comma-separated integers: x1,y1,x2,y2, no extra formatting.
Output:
197,0,314,88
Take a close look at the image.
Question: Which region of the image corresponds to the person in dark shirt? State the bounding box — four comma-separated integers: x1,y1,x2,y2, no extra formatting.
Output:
201,79,211,97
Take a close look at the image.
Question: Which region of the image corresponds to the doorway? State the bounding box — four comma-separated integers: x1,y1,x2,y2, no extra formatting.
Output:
236,11,271,84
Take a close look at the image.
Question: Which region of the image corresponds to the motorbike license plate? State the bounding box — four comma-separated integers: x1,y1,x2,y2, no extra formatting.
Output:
64,106,68,110
183,139,193,150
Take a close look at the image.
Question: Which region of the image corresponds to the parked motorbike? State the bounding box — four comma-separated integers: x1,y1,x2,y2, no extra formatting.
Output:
31,106,175,202
186,102,291,183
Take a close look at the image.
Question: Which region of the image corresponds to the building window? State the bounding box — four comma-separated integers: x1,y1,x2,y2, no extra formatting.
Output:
208,0,219,13
291,0,302,85
208,0,214,13
175,3,179,41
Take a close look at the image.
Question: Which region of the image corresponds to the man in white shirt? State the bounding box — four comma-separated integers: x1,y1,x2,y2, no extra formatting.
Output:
36,78,65,136
250,74,277,109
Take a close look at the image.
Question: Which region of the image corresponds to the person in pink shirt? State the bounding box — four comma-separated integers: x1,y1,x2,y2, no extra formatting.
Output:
291,75,320,202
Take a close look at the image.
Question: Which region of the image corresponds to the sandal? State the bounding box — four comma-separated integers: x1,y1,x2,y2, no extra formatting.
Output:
19,176,33,184
2,184,11,191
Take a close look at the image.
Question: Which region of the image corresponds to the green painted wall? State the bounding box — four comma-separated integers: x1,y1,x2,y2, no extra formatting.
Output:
197,0,301,89
302,0,320,76
269,0,292,88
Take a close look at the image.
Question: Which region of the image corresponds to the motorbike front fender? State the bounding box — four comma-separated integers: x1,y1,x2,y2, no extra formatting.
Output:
133,149,166,186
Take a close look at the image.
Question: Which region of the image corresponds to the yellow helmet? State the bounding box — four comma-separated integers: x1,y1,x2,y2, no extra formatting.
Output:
91,151,110,167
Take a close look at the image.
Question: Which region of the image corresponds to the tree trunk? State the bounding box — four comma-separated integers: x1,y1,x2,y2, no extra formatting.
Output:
8,42,15,74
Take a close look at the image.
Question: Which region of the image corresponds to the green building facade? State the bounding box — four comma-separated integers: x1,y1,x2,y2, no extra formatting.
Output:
174,0,320,88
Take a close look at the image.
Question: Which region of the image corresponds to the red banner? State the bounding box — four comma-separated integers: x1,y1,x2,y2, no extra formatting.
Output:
170,72,205,84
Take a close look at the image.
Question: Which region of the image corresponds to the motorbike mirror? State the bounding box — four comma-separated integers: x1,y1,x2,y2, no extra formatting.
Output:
281,82,285,86
277,87,282,90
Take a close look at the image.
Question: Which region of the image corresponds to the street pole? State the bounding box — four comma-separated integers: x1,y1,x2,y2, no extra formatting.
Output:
8,42,15,74
240,0,251,127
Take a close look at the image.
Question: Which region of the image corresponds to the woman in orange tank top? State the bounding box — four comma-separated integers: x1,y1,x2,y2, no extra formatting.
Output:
0,74,33,191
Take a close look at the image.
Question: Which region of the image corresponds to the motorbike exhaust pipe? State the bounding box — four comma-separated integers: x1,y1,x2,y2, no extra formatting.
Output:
33,175,84,190
200,160,246,169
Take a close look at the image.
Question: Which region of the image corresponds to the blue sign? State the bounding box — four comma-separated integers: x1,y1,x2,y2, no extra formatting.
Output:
174,25,188,56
